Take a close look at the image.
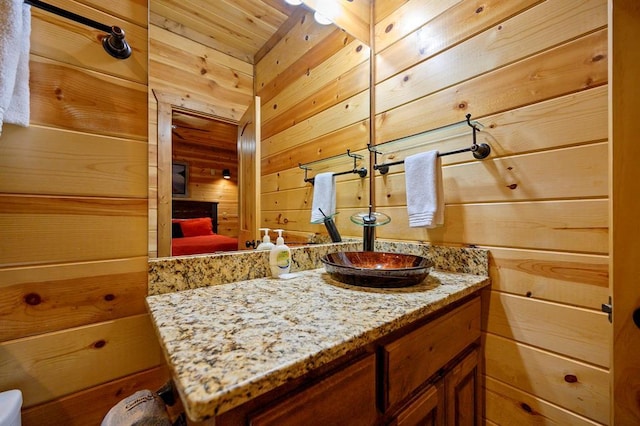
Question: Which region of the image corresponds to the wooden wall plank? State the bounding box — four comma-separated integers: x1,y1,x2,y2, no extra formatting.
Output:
374,0,461,52
368,86,606,171
375,0,543,83
375,143,607,205
0,257,148,341
484,333,609,424
477,87,607,156
488,247,608,310
29,55,148,140
255,10,337,94
77,0,149,27
30,2,148,84
263,90,370,158
483,291,610,367
261,38,368,126
262,56,369,140
375,29,608,143
377,200,608,254
0,125,148,198
149,27,253,106
22,366,172,426
258,27,357,106
0,195,148,267
0,314,164,408
262,177,369,213
485,377,602,426
261,121,369,176
376,0,605,97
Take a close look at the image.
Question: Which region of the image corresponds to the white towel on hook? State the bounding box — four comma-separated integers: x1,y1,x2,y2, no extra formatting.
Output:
310,172,336,223
0,0,31,135
405,150,444,228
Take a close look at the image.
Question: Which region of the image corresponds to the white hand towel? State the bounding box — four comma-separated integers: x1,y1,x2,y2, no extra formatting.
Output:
405,150,444,228
310,172,336,223
0,0,31,135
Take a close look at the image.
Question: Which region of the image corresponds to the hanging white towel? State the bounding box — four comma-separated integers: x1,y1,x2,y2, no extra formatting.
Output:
0,0,31,135
405,150,444,228
310,172,336,223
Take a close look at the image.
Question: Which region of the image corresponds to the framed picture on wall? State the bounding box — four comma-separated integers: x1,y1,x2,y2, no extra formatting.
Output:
172,162,189,197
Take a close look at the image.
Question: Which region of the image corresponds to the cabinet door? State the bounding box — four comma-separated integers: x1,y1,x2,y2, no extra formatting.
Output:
394,381,445,426
383,297,481,410
249,354,378,426
445,348,480,426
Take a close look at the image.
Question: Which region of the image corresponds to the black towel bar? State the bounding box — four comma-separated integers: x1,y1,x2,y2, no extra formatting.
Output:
299,149,367,184
25,0,131,59
369,114,491,175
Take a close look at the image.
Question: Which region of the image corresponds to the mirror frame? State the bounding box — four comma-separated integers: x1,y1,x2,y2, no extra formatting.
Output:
153,89,240,257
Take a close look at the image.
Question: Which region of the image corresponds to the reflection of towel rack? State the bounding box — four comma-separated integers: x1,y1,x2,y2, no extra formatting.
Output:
368,114,491,175
24,0,131,59
299,150,368,184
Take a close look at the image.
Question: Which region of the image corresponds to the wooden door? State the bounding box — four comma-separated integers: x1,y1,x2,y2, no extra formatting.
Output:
394,382,445,426
237,97,261,250
445,348,481,426
610,0,640,423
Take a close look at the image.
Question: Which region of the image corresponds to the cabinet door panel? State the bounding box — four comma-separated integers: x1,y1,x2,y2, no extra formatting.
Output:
249,354,378,426
445,348,481,426
395,381,444,426
383,297,481,409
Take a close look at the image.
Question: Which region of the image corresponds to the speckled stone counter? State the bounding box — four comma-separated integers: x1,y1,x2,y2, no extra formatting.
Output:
148,241,488,295
146,266,490,421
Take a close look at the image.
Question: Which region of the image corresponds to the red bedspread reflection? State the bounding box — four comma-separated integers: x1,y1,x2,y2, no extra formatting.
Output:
171,235,239,256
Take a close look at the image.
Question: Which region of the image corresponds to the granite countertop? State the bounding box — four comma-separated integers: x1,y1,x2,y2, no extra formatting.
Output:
146,267,490,421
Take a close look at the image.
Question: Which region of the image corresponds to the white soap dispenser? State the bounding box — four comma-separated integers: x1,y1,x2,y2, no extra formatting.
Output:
269,229,291,278
256,228,275,250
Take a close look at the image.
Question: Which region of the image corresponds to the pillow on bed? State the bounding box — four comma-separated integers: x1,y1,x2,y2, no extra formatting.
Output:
179,217,214,237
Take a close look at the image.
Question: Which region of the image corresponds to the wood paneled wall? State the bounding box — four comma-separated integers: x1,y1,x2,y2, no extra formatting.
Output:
372,0,609,424
257,10,372,242
0,1,171,424
148,19,254,256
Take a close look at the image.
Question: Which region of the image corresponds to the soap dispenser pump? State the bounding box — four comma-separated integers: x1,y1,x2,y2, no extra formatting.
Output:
256,228,275,250
269,229,291,277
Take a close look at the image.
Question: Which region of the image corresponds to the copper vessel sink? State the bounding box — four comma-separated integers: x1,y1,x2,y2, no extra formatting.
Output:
320,251,433,288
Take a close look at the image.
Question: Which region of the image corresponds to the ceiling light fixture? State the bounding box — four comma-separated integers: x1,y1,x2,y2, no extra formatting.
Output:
313,11,332,25
284,0,303,5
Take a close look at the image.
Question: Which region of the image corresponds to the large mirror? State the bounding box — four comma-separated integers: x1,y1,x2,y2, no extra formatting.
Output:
150,1,372,258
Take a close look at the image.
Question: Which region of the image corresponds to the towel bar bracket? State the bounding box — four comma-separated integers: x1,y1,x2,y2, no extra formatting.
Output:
299,149,368,184
368,114,491,174
24,0,132,59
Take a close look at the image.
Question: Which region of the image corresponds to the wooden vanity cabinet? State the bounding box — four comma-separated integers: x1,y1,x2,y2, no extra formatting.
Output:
212,295,481,426
249,354,378,426
389,347,480,426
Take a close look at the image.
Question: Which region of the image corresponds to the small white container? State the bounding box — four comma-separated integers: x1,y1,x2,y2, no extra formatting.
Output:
256,228,275,251
0,389,22,426
269,229,291,278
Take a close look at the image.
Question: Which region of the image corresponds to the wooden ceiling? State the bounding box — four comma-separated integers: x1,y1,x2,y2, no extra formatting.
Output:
150,0,298,64
172,110,238,153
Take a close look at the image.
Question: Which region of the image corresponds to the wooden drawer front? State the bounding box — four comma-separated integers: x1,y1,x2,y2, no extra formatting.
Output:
383,297,481,409
249,354,378,426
